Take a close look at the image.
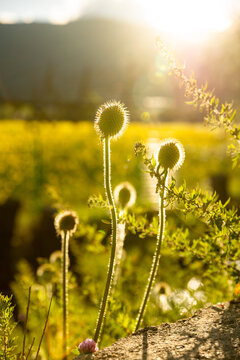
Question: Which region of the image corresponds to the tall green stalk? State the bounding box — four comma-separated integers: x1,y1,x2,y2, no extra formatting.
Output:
134,139,184,331
135,170,168,332
61,230,69,358
94,137,117,345
54,210,78,359
88,101,129,350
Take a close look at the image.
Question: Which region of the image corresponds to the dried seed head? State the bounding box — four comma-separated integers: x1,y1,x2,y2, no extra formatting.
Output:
157,139,185,171
114,182,136,209
78,339,98,354
95,101,128,139
54,210,79,236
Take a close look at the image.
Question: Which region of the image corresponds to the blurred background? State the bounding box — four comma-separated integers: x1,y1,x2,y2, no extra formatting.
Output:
0,0,240,325
1,0,240,120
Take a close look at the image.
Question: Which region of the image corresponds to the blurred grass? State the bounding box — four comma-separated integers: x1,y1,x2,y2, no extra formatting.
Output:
0,119,239,225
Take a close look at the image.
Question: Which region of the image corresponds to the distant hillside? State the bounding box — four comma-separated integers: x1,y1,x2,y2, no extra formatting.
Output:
0,18,159,102
1,16,239,113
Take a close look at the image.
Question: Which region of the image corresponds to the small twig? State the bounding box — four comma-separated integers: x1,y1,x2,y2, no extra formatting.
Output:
22,287,31,359
35,296,53,360
25,337,35,360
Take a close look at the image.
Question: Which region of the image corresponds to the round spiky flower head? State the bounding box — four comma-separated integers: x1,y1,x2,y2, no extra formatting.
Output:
95,100,128,140
54,210,79,236
114,182,136,209
157,139,185,171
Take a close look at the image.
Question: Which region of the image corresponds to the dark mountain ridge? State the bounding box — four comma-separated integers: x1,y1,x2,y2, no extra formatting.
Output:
0,17,157,102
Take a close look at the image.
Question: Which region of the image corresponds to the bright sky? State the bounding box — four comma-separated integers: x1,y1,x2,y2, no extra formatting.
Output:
0,0,239,41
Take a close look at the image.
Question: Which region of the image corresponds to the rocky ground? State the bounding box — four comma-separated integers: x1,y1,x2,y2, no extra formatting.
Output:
78,300,240,359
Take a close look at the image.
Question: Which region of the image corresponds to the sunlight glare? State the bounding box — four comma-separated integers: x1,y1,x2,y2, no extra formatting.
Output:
143,0,232,42
0,12,18,24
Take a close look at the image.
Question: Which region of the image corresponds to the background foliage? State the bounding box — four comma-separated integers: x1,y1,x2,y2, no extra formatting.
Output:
0,118,239,357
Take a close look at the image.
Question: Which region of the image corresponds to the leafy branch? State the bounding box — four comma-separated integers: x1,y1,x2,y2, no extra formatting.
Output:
0,294,16,360
157,39,240,167
132,141,240,275
88,194,109,210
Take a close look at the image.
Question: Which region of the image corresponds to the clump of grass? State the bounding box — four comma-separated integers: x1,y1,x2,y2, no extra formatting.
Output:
54,210,79,358
135,139,185,331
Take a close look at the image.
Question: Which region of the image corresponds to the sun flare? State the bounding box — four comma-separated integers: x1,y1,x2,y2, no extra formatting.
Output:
143,0,232,42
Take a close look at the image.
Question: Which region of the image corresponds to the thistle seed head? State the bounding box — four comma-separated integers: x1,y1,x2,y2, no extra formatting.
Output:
95,101,128,140
78,339,98,354
157,139,185,171
54,210,79,236
114,182,136,209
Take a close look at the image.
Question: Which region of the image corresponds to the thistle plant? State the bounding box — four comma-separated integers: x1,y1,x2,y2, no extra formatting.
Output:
114,181,136,214
134,139,185,331
93,101,128,346
54,210,79,359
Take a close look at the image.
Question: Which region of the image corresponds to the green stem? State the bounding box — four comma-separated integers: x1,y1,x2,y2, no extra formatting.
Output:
134,170,168,332
94,137,117,345
61,230,69,359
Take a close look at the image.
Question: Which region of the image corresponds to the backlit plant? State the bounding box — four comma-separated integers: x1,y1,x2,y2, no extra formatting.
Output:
157,38,240,167
1,36,240,360
114,182,136,213
134,139,185,331
0,290,52,360
90,101,129,347
0,294,17,360
54,210,79,358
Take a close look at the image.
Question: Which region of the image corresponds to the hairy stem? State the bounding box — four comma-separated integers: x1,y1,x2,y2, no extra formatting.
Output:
113,223,126,286
135,170,168,332
94,137,118,345
61,230,69,359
